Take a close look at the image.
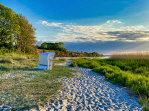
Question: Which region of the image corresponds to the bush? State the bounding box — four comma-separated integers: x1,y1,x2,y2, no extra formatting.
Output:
0,47,11,55
88,61,101,69
70,61,78,67
135,67,147,74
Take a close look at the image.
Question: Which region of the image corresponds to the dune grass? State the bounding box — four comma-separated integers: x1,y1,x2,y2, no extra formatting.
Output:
0,53,76,110
70,58,149,110
111,51,149,59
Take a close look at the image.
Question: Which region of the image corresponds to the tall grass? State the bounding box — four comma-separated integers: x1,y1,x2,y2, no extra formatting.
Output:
111,51,149,59
70,58,149,110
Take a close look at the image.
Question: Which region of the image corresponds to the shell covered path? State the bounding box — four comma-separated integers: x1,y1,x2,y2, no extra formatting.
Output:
43,62,143,111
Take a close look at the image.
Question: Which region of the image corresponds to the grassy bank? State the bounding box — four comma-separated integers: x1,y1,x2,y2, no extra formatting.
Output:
37,49,104,57
111,51,149,59
70,58,149,110
0,53,76,110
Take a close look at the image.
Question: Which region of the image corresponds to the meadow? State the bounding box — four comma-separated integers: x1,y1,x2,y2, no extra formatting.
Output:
0,53,76,110
70,53,149,110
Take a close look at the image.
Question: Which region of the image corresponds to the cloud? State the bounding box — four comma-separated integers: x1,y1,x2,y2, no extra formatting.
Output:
54,20,149,42
107,20,122,24
107,31,149,42
38,20,62,27
37,20,149,42
55,33,88,42
37,35,46,38
121,25,144,31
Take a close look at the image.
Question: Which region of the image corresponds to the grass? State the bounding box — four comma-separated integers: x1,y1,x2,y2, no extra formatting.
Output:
70,58,149,110
111,51,149,59
0,53,76,110
53,59,66,63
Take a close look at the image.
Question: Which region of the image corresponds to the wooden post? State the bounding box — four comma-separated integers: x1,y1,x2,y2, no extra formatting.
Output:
52,60,54,70
48,59,54,70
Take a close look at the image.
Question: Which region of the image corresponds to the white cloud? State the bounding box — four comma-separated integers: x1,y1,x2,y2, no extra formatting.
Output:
38,20,62,27
107,20,110,23
121,25,144,31
106,20,122,24
37,19,149,42
37,35,46,38
55,20,148,42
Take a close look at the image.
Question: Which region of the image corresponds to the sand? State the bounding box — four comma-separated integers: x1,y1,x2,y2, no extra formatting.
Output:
42,61,143,111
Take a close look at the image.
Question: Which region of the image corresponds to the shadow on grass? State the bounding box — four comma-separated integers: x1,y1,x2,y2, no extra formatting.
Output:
0,66,12,71
0,66,39,72
13,67,40,71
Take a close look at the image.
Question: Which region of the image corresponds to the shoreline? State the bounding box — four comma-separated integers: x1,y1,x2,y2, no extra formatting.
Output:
54,56,110,60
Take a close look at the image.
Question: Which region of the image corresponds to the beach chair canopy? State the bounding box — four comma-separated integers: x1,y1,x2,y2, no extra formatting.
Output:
38,52,55,66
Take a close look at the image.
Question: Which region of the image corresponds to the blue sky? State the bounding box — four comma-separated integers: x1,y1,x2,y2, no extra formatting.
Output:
1,0,149,54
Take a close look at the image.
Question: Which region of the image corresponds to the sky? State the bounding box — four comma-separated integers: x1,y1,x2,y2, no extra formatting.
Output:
1,0,149,54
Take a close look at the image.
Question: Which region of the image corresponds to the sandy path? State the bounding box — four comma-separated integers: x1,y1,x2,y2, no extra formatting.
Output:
43,62,143,111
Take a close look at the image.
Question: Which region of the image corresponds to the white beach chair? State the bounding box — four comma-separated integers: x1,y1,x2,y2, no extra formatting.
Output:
38,52,55,70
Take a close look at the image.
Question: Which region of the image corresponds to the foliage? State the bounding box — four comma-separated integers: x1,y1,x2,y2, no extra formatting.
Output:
70,58,149,110
37,48,103,57
40,42,67,52
70,61,78,67
15,14,37,53
0,3,37,54
40,42,47,49
38,42,104,57
0,46,12,55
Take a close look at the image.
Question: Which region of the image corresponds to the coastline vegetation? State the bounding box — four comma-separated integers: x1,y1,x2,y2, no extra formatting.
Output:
111,51,149,59
37,42,104,57
70,56,149,110
0,53,76,110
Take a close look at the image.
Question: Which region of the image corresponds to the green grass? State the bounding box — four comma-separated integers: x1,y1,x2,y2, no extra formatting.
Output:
0,53,76,110
70,58,149,110
53,59,66,63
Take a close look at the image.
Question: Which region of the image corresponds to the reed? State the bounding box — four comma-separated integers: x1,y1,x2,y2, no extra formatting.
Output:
111,51,149,59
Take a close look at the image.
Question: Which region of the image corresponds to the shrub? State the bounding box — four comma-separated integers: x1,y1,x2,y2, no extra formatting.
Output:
70,61,78,67
135,67,147,74
0,47,11,55
88,61,101,69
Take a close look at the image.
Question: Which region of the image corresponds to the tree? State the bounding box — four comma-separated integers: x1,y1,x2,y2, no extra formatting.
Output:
0,3,37,53
0,4,20,49
40,42,47,49
41,42,67,51
17,14,37,53
0,4,14,48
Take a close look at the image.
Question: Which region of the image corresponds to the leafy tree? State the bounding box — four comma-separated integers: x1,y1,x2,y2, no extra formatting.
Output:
0,3,36,53
41,42,67,51
0,4,20,49
16,14,36,53
0,4,13,48
40,42,47,49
